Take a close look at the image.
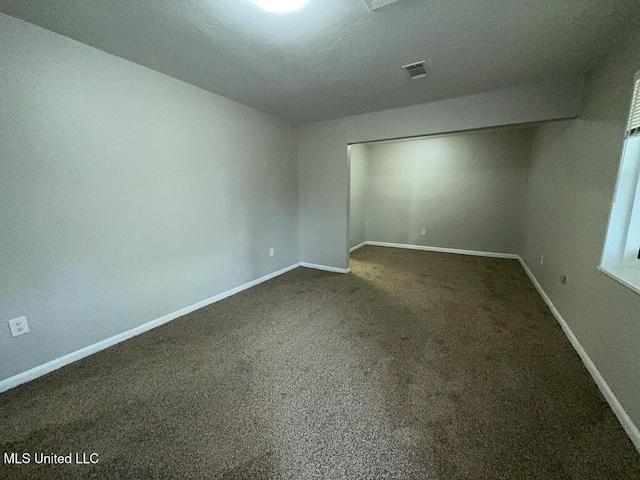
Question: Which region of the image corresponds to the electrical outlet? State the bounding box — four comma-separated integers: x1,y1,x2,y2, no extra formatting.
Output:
8,316,29,337
269,248,275,257
540,255,544,265
420,229,426,235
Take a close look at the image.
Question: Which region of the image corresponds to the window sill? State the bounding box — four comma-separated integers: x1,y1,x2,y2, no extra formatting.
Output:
598,265,640,296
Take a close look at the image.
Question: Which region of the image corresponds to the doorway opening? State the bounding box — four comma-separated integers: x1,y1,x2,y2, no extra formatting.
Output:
347,126,537,268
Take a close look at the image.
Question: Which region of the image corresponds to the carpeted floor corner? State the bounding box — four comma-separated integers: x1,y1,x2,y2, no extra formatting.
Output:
1,246,639,479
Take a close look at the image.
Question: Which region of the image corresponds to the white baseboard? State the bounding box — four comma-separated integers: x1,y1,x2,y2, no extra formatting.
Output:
0,262,301,394
355,241,640,450
300,262,351,274
517,257,640,453
364,241,519,259
0,260,353,393
349,242,367,253
3,249,638,453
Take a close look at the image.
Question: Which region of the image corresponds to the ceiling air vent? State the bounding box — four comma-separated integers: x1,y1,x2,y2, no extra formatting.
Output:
402,61,428,80
363,0,400,12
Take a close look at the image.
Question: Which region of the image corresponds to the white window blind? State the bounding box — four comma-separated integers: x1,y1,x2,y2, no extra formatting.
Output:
627,77,640,137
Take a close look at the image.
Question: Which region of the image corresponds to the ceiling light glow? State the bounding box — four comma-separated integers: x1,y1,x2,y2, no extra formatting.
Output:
252,0,308,13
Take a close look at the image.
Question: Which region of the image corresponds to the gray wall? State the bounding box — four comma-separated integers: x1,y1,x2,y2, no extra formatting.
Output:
521,25,640,427
0,14,299,382
348,144,368,249
365,130,533,254
5,12,635,441
299,78,583,270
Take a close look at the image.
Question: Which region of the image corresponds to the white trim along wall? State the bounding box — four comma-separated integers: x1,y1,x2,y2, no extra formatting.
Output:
1,241,637,453
0,262,346,394
350,242,640,452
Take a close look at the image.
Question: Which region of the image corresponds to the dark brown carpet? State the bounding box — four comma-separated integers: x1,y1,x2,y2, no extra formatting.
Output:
1,246,639,479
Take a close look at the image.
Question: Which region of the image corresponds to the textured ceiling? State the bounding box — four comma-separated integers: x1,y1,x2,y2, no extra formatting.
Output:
1,0,638,123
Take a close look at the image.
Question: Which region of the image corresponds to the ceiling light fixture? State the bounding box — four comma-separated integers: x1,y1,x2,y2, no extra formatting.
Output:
252,0,308,13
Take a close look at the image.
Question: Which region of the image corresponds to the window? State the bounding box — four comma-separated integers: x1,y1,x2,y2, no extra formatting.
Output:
600,71,640,294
